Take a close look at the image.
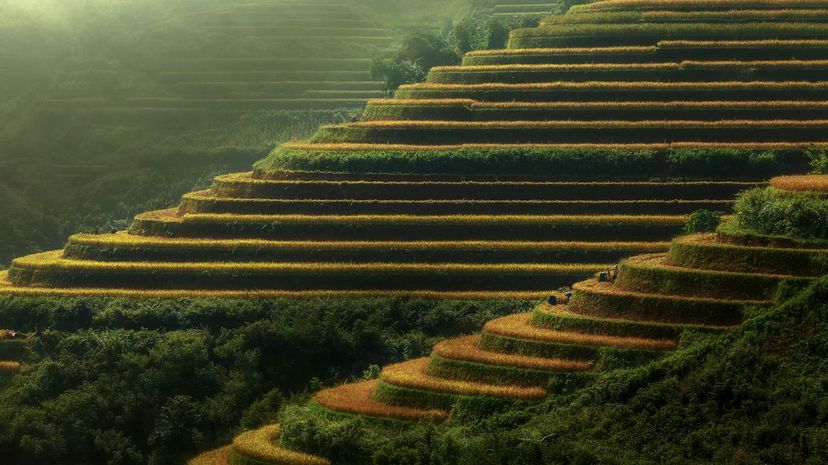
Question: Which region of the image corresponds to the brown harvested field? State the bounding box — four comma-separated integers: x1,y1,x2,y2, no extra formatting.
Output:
187,446,231,465
433,335,592,371
232,425,330,465
483,313,678,350
381,358,547,400
770,174,828,193
315,379,448,422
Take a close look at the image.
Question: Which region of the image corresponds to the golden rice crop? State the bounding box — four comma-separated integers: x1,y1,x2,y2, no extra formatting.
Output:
181,213,689,224
682,60,828,68
546,9,828,25
380,358,547,400
433,335,592,371
398,81,828,90
232,425,330,465
279,141,674,151
11,251,608,274
435,61,828,72
68,234,671,252
658,39,828,48
314,379,448,422
0,361,21,372
573,0,828,12
430,63,679,72
466,46,656,56
571,279,770,305
769,174,828,193
0,272,550,300
280,141,828,152
483,313,678,350
187,446,230,465
367,98,476,106
474,100,828,109
336,119,828,129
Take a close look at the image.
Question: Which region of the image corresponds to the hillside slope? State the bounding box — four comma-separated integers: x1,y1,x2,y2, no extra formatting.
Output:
10,0,828,297
183,177,828,464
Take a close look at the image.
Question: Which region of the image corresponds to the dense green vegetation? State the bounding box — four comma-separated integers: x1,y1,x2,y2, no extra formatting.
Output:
276,276,828,465
258,145,806,178
735,188,828,240
0,297,530,465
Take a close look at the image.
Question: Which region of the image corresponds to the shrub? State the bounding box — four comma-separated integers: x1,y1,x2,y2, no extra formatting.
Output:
734,187,828,239
371,33,460,92
806,147,828,174
683,209,722,234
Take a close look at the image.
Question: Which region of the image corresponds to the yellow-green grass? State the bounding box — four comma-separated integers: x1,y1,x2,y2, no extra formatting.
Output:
569,279,764,326
223,171,762,203
462,41,828,64
129,210,688,242
432,335,592,372
188,446,230,465
64,232,670,264
770,174,828,193
483,312,678,351
277,140,828,152
658,39,828,48
363,99,828,121
11,251,604,274
503,40,828,64
312,119,828,145
426,61,828,85
433,60,828,72
231,425,329,465
466,46,656,56
614,253,810,301
716,219,828,249
667,233,828,276
332,120,828,129
544,9,828,25
67,233,670,252
572,1,828,13
179,191,732,216
8,250,603,291
531,303,733,340
395,81,828,101
314,379,448,422
367,98,828,110
508,23,828,48
379,358,547,400
426,334,595,386
146,211,687,224
0,273,550,301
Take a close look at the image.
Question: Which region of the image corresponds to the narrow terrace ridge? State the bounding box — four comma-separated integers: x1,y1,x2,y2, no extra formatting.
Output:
314,380,449,422
378,358,548,401
482,312,679,351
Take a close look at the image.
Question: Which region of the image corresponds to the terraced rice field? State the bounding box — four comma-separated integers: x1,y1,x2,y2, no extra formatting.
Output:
187,175,828,464
491,0,564,19
0,168,739,296
160,0,828,461
6,0,827,298
189,176,826,465
45,0,391,119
